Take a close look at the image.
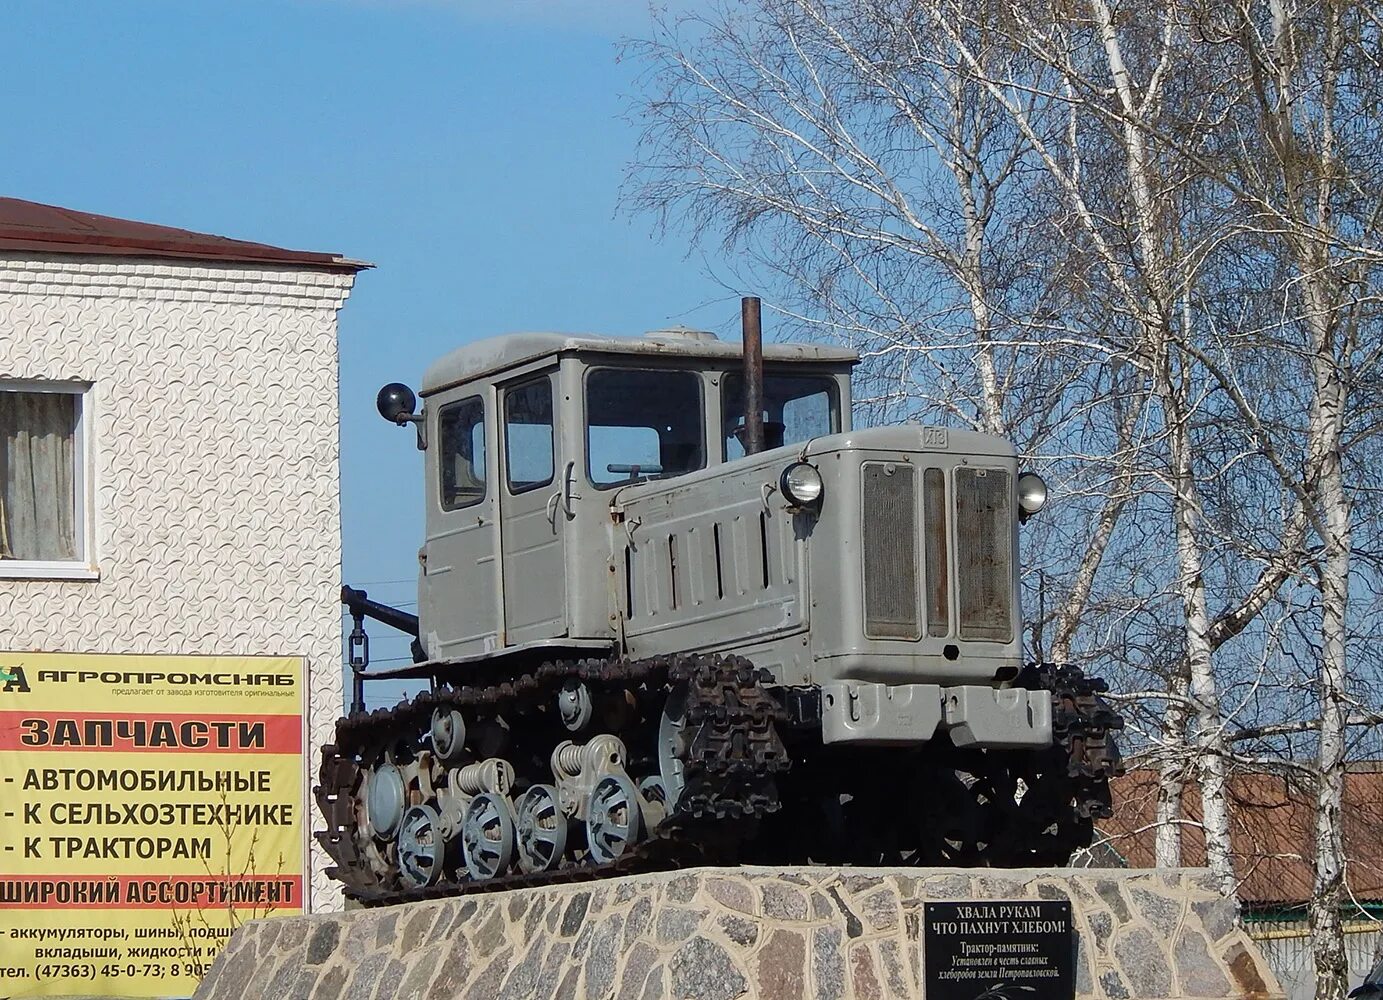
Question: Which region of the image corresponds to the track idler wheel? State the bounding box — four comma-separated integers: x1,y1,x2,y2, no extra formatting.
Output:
366,763,406,840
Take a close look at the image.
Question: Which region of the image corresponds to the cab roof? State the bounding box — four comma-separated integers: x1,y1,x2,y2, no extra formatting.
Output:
420,329,859,395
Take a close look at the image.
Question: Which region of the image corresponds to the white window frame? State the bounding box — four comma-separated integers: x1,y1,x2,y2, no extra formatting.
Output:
0,379,97,581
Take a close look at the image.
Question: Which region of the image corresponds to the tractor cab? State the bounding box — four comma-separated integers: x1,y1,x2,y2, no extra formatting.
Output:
377,328,857,664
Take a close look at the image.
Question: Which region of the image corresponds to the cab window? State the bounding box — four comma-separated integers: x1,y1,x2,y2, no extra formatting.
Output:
504,375,555,493
439,396,485,510
586,368,704,488
724,373,838,459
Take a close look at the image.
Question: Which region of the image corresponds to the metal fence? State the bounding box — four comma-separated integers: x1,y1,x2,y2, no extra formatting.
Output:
1248,920,1381,1000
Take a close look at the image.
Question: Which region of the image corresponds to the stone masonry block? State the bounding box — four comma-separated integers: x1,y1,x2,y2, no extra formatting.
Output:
756,929,806,1000
193,867,1286,1000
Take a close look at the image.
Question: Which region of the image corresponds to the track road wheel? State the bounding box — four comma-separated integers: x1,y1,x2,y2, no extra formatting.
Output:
462,792,517,880
515,784,567,874
586,774,643,863
397,804,446,889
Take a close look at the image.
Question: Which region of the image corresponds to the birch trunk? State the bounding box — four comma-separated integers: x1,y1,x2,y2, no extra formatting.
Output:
1090,0,1235,891
1311,430,1351,999
1050,376,1143,664
1302,267,1351,998
1297,266,1350,997
956,157,1005,438
1155,660,1191,867
1260,2,1353,990
1171,413,1234,894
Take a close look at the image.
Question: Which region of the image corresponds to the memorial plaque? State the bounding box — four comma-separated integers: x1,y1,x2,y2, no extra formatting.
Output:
924,899,1074,1000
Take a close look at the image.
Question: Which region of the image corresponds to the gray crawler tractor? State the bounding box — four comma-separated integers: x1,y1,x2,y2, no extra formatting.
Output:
317,301,1123,903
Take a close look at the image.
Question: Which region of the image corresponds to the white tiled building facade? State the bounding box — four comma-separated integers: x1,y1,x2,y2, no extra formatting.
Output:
0,220,362,911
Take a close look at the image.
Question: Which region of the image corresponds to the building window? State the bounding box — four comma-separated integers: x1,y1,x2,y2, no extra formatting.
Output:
0,381,93,578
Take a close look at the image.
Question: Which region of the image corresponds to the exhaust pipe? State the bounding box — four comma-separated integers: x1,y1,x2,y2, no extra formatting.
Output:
741,296,765,455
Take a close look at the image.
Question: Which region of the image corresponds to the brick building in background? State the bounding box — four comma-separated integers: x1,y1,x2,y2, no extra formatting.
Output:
1098,765,1383,999
0,197,366,910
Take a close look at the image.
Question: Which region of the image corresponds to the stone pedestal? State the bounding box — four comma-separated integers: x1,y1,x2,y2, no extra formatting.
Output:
192,866,1283,1000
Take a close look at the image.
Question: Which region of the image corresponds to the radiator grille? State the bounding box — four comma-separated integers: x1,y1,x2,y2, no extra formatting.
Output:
862,463,920,639
956,468,1013,641
923,467,949,636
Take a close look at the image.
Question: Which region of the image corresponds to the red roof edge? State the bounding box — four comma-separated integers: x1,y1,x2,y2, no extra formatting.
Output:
0,197,370,272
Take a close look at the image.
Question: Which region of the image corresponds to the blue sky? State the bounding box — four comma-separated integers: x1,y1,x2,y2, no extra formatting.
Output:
1,0,741,685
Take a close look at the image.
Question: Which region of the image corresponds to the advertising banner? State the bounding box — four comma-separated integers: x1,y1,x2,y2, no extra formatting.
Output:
0,653,305,998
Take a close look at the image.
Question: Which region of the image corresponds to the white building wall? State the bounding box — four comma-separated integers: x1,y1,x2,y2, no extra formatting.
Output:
0,253,354,911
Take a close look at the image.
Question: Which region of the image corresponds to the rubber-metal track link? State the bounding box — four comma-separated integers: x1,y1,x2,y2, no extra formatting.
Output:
1022,662,1125,819
314,654,789,906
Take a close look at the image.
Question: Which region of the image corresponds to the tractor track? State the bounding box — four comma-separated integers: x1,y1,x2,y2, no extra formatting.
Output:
314,657,1120,906
315,653,789,906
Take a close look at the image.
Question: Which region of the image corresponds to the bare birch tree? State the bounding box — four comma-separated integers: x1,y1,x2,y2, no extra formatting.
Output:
1189,3,1383,992
1041,2,1383,991
627,1,1383,993
933,0,1251,890
626,0,1152,660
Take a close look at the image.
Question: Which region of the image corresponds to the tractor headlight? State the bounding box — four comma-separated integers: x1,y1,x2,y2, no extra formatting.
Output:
780,462,824,509
1017,472,1047,519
